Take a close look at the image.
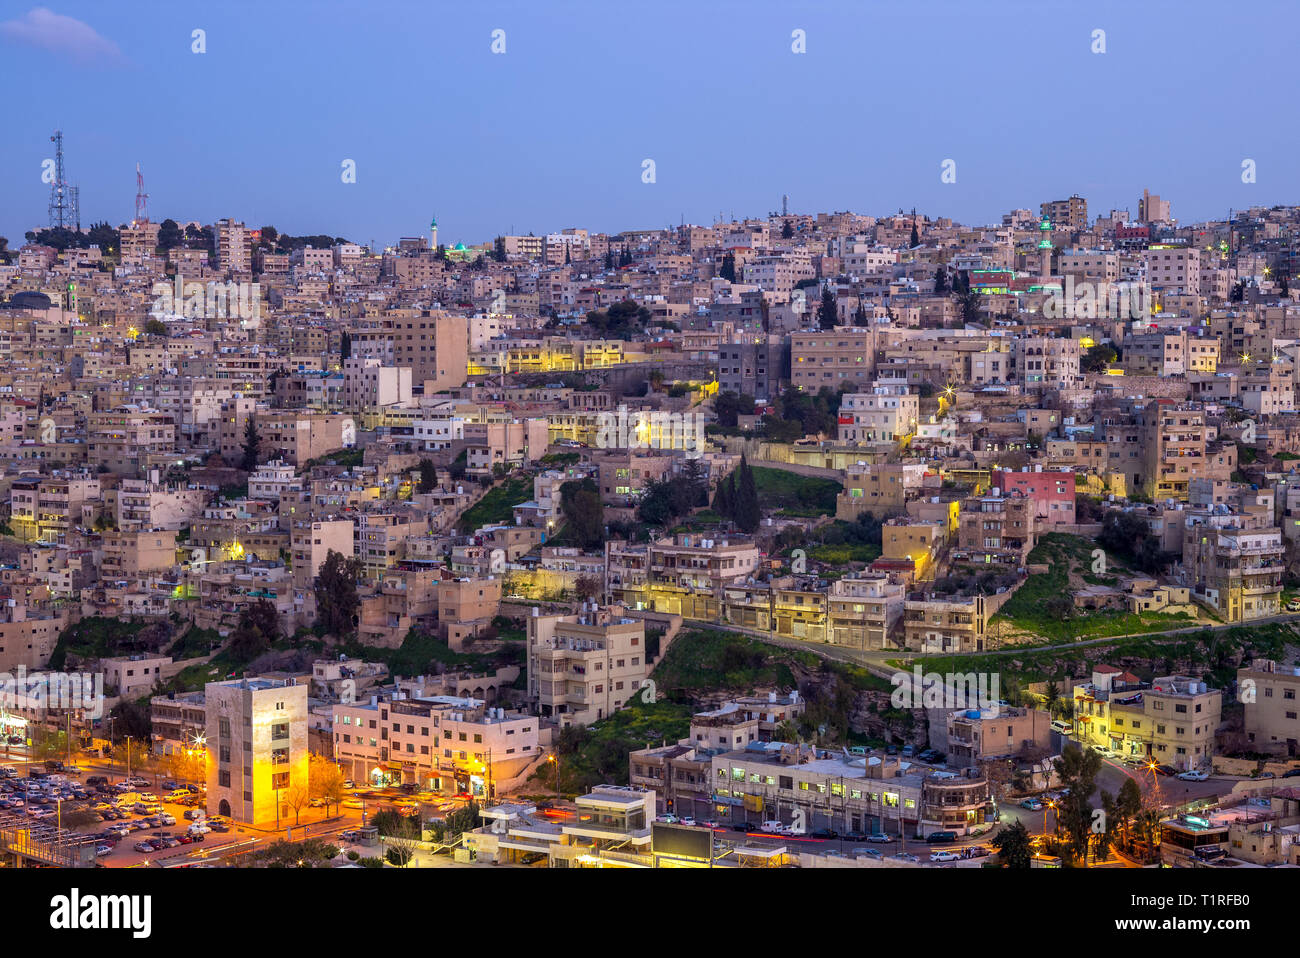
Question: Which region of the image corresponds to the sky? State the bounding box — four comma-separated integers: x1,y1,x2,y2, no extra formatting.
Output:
1,0,1296,248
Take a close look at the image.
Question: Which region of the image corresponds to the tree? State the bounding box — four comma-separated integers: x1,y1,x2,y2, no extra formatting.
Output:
933,266,949,296
817,289,838,329
734,455,761,532
340,330,352,362
712,471,734,519
910,222,920,248
560,479,605,549
315,550,362,636
493,235,506,262
955,284,981,325
714,391,755,428
574,574,600,602
1081,343,1118,373
240,418,260,472
990,819,1032,868
229,599,279,663
384,814,420,867
781,220,794,239
1052,743,1103,864
719,253,736,283
143,318,167,337
285,782,311,826
87,221,120,255
417,458,437,494
309,753,346,814
157,219,183,251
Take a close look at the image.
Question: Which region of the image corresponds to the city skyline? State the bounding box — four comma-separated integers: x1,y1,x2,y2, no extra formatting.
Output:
3,0,1297,245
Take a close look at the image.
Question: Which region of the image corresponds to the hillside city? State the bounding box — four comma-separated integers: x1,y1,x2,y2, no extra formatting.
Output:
2,179,1300,873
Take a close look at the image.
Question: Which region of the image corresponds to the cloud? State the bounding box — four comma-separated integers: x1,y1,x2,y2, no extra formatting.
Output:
0,7,123,64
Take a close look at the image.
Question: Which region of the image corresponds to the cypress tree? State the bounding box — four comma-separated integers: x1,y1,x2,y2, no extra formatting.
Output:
736,456,760,532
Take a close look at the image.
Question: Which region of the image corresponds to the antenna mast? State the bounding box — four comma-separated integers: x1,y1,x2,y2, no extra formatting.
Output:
134,163,150,224
48,130,79,230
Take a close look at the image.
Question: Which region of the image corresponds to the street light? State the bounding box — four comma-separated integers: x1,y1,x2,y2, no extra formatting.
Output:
548,754,559,804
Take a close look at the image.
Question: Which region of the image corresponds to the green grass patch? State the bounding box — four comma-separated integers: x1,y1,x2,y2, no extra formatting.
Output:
751,467,842,514
532,697,694,796
808,543,881,564
48,617,149,670
457,476,535,532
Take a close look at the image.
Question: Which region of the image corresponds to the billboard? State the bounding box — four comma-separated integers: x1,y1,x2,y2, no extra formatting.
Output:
651,823,713,860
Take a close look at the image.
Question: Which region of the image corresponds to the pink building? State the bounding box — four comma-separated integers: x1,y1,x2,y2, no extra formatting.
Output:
991,467,1076,528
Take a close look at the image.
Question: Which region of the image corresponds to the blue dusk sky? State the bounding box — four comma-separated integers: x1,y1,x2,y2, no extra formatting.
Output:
0,0,1295,246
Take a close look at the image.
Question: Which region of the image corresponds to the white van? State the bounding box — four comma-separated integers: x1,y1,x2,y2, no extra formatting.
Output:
759,820,789,835
1050,720,1073,736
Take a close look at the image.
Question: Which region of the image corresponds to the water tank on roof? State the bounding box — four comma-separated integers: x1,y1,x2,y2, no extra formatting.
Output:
966,709,981,719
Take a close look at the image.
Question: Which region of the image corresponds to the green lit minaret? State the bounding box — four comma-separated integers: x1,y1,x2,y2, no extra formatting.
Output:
430,215,438,252
1037,215,1053,280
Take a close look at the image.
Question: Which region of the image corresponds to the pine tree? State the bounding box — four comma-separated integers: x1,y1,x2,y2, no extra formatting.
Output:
933,267,949,296
910,223,920,248
735,456,760,532
817,289,838,330
713,471,733,518
240,418,260,472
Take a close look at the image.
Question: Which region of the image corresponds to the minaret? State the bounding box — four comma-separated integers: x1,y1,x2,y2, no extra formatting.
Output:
430,215,438,252
1038,215,1053,281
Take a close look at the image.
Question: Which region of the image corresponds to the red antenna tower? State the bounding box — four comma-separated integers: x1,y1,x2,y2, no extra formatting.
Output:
134,163,149,224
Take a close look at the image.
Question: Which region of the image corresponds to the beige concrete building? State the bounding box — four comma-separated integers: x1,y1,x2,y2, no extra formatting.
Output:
527,603,649,725
205,677,310,826
1238,659,1300,757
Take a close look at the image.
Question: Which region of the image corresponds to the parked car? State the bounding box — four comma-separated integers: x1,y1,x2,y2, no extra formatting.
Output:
759,820,789,834
1153,764,1177,777
962,845,990,859
852,847,883,859
926,830,959,844
1092,746,1116,759
890,852,920,863
1281,769,1300,778
809,828,838,840
930,849,961,862
133,841,155,853
208,822,230,833
1177,769,1209,782
1286,599,1300,612
867,833,891,843
160,780,179,791
1019,798,1044,811
901,745,915,757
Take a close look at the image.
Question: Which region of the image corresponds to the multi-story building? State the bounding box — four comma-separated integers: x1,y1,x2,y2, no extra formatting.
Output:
333,691,540,796
1237,658,1300,758
790,327,877,391
1182,522,1283,622
826,573,906,650
526,603,649,724
956,491,1036,565
836,388,919,444
903,593,994,653
205,677,309,826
